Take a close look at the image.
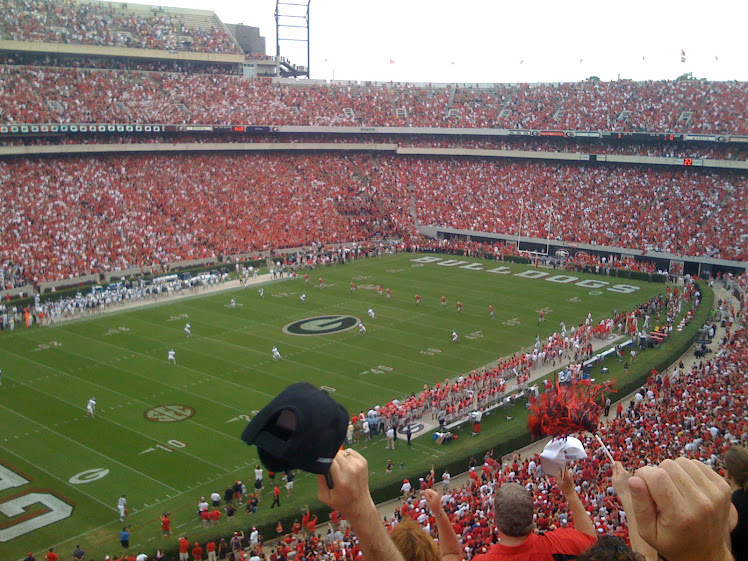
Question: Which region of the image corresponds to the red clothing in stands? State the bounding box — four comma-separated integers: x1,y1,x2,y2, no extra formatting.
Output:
472,529,595,561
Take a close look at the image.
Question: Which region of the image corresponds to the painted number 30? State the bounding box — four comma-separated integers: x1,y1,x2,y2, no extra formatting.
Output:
0,463,73,542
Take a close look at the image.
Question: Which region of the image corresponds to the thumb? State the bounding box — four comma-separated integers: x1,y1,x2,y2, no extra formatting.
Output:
628,475,658,544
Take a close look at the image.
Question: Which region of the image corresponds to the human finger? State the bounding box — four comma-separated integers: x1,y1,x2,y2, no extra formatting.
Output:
557,468,574,491
422,488,438,504
690,459,732,498
316,473,330,504
317,452,344,505
671,457,715,496
627,475,658,545
687,459,733,526
643,461,688,503
611,462,631,493
336,448,363,468
612,461,630,479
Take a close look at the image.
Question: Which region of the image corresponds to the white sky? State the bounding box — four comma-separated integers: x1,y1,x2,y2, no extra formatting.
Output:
117,0,747,84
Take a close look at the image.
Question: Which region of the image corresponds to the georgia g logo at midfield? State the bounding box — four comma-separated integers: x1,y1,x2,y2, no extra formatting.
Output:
283,315,361,336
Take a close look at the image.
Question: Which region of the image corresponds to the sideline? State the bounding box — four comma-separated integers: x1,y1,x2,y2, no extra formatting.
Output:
43,271,283,323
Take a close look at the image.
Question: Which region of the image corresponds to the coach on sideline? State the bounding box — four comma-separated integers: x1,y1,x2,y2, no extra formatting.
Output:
473,468,596,560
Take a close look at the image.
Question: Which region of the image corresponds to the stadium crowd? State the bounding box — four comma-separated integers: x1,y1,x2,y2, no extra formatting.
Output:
0,0,240,54
0,66,747,134
396,158,745,260
2,153,745,288
563,253,661,275
451,80,748,134
0,153,404,286
4,10,747,559
0,52,238,75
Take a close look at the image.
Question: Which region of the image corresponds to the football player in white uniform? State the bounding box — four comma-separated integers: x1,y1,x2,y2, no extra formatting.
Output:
117,494,127,521
86,397,96,419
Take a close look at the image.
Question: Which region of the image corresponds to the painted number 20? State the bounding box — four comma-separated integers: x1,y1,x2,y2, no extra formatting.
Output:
359,365,393,376
0,463,73,542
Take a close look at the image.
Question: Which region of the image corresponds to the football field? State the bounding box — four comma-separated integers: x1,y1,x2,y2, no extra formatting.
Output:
0,253,665,560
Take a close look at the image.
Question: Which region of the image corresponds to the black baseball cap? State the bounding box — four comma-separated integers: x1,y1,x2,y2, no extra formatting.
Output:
241,382,349,488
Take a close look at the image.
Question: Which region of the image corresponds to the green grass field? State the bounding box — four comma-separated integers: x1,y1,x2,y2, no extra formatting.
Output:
0,253,667,560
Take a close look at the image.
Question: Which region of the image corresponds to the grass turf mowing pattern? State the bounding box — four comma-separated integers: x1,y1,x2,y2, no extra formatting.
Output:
0,253,664,560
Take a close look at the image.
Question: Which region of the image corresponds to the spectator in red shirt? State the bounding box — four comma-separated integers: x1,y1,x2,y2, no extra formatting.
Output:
472,471,596,561
302,507,310,533
178,537,190,561
205,540,217,561
307,514,318,536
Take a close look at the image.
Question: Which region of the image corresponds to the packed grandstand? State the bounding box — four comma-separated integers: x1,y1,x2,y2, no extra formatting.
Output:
0,1,747,561
1,154,746,288
0,65,746,132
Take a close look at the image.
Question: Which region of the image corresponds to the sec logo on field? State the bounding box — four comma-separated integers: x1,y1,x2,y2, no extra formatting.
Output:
283,315,361,336
144,405,195,422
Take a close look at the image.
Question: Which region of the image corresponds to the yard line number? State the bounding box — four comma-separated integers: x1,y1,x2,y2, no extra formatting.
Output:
359,365,393,376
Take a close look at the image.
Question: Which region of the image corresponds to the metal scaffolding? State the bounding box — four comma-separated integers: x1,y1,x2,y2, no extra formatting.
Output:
275,0,310,78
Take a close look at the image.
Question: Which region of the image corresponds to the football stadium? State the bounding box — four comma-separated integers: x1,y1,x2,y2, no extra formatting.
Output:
0,2,747,561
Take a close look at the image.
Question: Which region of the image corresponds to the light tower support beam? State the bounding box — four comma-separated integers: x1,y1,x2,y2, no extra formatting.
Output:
275,0,310,78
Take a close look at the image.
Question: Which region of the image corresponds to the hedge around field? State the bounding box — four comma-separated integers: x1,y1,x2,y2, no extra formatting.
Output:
503,255,532,264
568,265,668,284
